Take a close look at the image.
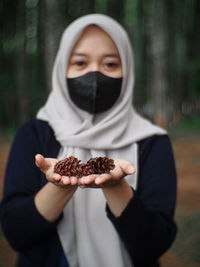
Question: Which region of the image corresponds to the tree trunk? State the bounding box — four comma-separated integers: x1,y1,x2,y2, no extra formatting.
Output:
41,0,65,92
107,0,124,22
16,1,29,125
133,0,147,110
148,0,169,126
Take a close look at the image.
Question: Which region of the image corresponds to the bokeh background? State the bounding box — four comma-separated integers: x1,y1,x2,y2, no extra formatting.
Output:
0,0,200,266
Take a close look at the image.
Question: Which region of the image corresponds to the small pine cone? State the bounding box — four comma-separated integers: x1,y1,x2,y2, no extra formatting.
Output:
54,156,80,176
76,163,94,178
82,163,94,176
87,157,115,174
76,163,86,178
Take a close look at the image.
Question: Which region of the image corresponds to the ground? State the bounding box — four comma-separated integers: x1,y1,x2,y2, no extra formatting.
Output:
0,134,200,267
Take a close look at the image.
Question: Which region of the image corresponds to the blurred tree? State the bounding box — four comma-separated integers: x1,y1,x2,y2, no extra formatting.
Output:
41,0,65,92
165,0,200,120
107,0,124,21
147,0,169,126
0,0,19,128
95,0,107,13
187,0,200,100
17,0,30,124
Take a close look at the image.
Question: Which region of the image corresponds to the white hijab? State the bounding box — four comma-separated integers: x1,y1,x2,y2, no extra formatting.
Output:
37,14,166,267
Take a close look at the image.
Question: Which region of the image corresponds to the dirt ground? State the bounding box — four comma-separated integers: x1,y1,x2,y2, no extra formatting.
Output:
0,135,200,267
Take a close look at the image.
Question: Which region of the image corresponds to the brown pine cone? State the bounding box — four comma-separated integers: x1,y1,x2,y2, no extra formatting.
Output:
54,156,80,176
54,156,115,177
77,163,94,177
87,157,115,174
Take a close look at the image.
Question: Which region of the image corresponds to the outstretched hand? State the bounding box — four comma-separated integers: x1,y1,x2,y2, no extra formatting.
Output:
35,155,135,189
35,154,80,187
79,158,135,188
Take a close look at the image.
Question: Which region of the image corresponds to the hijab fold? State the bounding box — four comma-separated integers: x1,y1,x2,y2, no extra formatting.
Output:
37,14,166,267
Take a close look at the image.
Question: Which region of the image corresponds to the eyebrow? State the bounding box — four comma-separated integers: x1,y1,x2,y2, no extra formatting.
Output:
104,53,120,58
71,53,87,57
71,52,120,58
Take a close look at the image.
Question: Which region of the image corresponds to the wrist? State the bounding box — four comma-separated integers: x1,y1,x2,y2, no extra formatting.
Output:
34,182,77,222
102,179,133,217
102,178,132,193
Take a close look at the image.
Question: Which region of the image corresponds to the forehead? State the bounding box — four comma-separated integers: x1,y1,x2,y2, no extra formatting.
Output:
71,25,119,54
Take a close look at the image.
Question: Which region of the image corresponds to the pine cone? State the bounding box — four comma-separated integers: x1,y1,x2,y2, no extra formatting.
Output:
76,163,94,178
87,157,115,174
54,156,80,176
54,156,115,177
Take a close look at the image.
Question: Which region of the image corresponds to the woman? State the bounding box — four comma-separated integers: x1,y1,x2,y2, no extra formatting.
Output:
0,14,177,267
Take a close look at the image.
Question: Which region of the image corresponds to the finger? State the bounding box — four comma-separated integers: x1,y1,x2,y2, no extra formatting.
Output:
35,154,51,172
122,164,136,175
53,173,61,181
70,176,78,186
61,176,70,185
81,174,98,185
95,173,111,185
48,173,61,183
117,159,136,175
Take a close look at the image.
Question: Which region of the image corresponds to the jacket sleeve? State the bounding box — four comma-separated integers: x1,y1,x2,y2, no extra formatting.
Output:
0,120,61,251
106,135,177,266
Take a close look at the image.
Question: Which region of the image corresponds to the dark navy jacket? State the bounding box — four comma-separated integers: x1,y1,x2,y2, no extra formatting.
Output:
0,119,177,267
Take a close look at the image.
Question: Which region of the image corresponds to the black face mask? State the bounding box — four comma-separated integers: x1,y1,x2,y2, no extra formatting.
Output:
67,71,122,114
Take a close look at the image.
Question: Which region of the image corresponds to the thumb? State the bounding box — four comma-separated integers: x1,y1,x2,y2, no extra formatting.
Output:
35,154,51,172
118,160,136,175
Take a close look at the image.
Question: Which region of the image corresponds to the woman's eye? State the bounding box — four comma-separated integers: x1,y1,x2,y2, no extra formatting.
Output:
75,61,85,67
105,62,118,68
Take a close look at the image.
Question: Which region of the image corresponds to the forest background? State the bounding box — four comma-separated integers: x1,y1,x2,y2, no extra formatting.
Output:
0,0,200,266
0,0,200,130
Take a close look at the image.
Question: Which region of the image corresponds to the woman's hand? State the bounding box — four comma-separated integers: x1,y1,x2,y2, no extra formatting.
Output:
79,159,135,188
35,154,79,222
35,155,135,189
35,154,79,188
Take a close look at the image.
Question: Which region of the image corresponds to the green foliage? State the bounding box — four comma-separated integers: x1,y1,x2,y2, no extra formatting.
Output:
188,59,200,98
95,0,107,13
179,117,200,130
169,117,200,139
